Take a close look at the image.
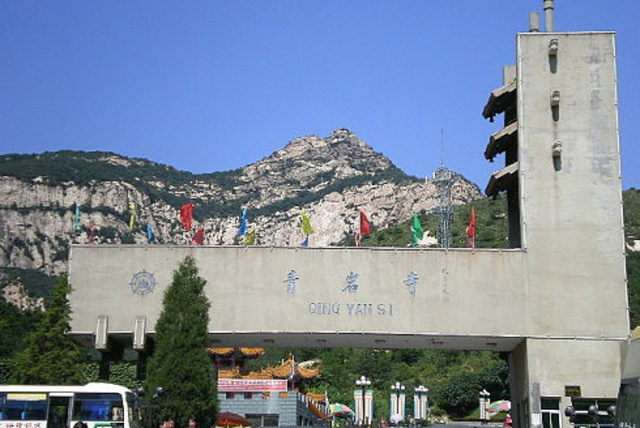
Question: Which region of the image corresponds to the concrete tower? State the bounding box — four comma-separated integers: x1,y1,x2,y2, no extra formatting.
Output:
482,25,627,428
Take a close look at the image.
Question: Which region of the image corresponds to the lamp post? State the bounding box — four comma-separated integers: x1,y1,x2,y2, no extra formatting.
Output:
135,386,163,428
356,375,372,426
479,389,490,423
414,385,429,420
390,382,406,422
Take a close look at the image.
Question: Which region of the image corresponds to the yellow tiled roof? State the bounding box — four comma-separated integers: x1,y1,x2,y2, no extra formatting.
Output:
208,347,266,357
307,392,326,403
269,358,320,379
216,358,320,380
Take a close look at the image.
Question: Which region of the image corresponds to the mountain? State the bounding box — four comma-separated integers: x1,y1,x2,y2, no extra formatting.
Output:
0,129,483,280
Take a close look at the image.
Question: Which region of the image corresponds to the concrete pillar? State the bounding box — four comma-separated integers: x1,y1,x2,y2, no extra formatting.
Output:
509,338,623,428
354,390,373,425
398,392,406,421
413,387,429,420
479,390,490,422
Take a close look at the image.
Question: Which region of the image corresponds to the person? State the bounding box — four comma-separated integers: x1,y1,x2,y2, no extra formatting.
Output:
112,407,123,421
188,417,197,428
74,421,88,428
502,414,513,428
160,418,175,428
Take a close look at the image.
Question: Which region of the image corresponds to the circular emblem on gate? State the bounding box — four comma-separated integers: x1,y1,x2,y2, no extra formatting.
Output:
129,270,157,296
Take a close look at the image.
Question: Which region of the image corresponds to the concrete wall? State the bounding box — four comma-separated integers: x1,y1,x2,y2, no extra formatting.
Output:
516,33,627,339
621,336,640,381
68,243,627,350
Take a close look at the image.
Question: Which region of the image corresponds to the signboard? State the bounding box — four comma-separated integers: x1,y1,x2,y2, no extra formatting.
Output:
0,423,45,428
217,379,288,392
565,385,582,398
6,393,47,400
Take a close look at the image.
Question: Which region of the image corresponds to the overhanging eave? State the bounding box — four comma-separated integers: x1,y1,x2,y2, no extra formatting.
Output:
485,161,519,197
485,121,518,161
482,80,517,120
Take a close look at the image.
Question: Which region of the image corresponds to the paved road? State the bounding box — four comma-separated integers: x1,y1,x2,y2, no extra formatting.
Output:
432,423,503,428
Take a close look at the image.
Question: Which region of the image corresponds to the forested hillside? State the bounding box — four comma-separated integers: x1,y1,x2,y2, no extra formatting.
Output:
624,189,640,329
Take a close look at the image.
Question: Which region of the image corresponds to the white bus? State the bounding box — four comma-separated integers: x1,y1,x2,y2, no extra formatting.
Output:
0,383,140,428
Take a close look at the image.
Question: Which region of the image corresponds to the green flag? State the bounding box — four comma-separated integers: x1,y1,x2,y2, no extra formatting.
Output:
301,210,314,235
73,204,81,231
411,213,424,247
129,202,138,231
244,228,256,245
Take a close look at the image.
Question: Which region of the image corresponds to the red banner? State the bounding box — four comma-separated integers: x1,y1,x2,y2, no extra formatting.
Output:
217,379,288,392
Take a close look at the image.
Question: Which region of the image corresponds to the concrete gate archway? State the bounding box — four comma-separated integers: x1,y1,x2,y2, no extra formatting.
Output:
69,31,629,428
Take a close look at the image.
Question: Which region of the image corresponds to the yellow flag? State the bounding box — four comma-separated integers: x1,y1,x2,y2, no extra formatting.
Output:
301,211,314,235
129,202,138,231
244,228,256,245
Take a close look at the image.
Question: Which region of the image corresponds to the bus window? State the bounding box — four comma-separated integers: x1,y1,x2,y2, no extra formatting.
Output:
72,393,124,422
0,393,48,421
48,396,71,428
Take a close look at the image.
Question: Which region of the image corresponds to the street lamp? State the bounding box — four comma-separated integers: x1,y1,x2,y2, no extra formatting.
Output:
390,382,405,422
135,386,164,428
414,385,429,420
479,389,490,423
356,375,372,426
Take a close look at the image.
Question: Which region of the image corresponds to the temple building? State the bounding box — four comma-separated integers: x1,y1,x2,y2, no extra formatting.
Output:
209,348,330,427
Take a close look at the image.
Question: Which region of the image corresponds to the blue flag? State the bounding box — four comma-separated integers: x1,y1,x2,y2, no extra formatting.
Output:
301,235,309,247
237,209,247,236
146,224,154,244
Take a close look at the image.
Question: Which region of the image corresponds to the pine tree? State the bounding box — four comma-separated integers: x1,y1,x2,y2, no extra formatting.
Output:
11,275,84,384
0,299,42,359
145,256,218,427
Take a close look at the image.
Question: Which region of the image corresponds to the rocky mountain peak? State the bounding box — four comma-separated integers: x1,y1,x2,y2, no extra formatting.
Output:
0,130,483,281
282,128,369,155
249,129,394,183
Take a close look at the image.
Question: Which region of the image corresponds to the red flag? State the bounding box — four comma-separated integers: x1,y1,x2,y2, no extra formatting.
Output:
466,207,476,248
88,224,97,244
192,228,205,245
180,202,194,231
360,210,371,236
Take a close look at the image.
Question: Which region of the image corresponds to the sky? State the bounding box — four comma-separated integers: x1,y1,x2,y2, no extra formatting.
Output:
1,1,638,190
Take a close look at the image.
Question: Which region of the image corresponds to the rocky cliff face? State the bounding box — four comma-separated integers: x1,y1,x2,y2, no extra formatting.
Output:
0,129,483,279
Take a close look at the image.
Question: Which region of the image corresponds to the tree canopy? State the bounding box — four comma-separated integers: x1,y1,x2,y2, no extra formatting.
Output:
10,275,84,384
145,256,218,427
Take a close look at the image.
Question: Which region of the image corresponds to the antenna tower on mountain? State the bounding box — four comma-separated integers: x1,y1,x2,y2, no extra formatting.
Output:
432,129,453,248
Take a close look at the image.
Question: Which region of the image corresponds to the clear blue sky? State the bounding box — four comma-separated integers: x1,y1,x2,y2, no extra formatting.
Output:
1,1,638,189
